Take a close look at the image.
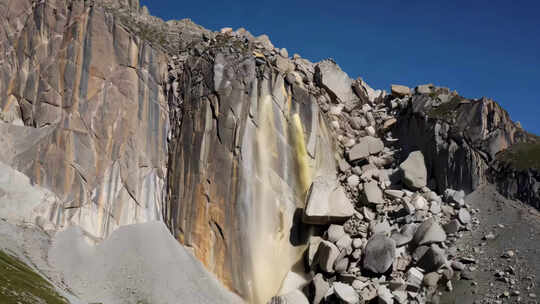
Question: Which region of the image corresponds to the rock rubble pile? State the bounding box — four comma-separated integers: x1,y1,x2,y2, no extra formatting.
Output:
270,80,482,304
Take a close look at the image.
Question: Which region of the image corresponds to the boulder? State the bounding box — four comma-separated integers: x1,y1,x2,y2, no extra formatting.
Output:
348,136,384,162
443,219,461,235
417,245,447,272
314,60,357,103
333,282,360,304
416,84,434,94
327,225,346,243
317,241,340,273
363,181,385,205
391,84,411,97
254,34,274,50
309,274,329,304
362,234,396,274
412,218,446,246
303,176,355,224
400,151,427,190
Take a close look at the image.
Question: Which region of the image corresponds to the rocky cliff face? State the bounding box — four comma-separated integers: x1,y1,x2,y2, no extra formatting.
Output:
1,1,539,304
392,86,536,199
164,33,344,303
0,0,170,238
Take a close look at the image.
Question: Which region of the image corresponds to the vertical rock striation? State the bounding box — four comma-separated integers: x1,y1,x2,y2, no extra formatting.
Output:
164,33,338,302
0,0,169,238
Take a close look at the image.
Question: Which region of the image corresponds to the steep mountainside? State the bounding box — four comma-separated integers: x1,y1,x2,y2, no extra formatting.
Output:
0,1,538,304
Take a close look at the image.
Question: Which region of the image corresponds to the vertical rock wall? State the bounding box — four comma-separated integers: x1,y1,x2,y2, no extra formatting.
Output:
0,0,169,239
165,44,337,303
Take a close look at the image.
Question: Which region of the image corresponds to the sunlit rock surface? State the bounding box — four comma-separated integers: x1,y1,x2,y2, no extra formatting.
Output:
0,0,169,239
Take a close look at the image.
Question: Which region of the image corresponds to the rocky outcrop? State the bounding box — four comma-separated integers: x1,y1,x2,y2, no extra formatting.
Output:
393,88,534,195
489,142,540,208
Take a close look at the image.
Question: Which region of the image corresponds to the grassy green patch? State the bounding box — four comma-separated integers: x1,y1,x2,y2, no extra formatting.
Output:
0,249,68,304
497,141,540,171
427,95,463,121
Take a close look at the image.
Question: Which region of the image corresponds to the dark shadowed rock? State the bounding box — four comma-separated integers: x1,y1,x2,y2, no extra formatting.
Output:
417,245,447,272
317,241,340,273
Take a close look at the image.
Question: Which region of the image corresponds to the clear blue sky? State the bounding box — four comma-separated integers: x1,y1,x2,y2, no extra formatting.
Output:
141,0,540,135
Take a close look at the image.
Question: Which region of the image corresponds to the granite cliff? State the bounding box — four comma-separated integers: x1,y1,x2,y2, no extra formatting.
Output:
0,0,538,303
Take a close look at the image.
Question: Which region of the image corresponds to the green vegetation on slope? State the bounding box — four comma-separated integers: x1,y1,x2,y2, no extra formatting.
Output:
0,249,68,304
427,95,464,121
497,141,540,171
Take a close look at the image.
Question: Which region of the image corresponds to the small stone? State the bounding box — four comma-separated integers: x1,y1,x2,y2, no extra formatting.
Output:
412,195,428,210
366,126,376,137
501,250,515,259
328,225,346,243
457,208,471,225
483,232,496,240
347,175,360,188
339,159,351,172
446,281,453,291
417,245,447,272
423,272,441,287
333,282,359,304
